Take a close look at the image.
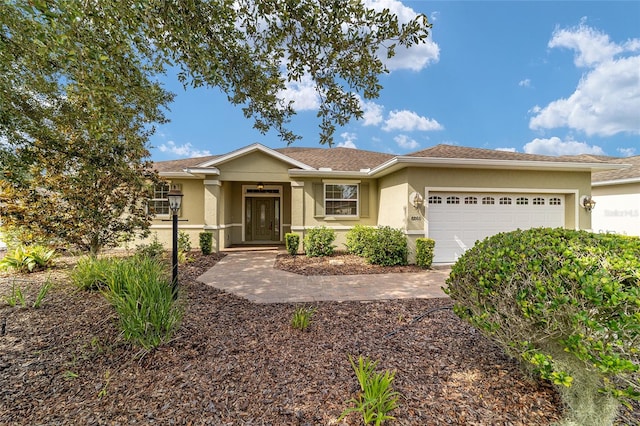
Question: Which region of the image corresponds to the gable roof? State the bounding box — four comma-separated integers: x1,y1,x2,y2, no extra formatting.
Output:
153,143,628,177
592,155,640,185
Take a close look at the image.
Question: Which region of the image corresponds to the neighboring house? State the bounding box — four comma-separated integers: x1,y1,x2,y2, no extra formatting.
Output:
150,143,625,264
591,155,640,236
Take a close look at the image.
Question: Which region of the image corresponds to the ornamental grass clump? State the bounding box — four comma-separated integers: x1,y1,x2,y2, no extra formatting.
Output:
70,256,117,291
445,228,640,426
103,256,183,350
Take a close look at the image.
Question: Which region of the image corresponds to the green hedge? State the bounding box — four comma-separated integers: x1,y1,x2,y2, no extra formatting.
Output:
415,238,435,268
445,228,640,426
285,233,300,255
345,225,376,256
364,226,407,266
304,226,336,257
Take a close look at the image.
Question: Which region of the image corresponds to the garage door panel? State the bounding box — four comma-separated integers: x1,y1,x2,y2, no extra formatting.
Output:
428,193,564,263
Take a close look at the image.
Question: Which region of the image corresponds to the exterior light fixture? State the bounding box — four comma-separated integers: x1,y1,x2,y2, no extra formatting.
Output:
581,195,596,212
167,184,184,298
409,191,424,210
257,182,265,191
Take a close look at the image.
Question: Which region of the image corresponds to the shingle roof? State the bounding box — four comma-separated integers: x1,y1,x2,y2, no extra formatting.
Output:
592,155,640,183
275,147,394,171
407,144,609,163
152,155,220,173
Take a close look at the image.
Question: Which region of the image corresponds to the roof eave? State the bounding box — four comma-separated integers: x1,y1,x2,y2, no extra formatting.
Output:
593,177,640,186
199,143,315,171
288,169,370,179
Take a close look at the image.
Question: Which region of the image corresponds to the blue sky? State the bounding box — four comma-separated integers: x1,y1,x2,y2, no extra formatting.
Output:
149,1,640,162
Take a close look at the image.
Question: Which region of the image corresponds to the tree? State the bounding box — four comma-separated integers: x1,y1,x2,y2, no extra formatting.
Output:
1,0,432,253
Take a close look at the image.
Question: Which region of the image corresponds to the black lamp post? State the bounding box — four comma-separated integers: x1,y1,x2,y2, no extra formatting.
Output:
167,185,183,298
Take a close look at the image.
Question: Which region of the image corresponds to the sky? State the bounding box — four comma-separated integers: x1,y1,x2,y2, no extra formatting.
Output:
149,1,640,162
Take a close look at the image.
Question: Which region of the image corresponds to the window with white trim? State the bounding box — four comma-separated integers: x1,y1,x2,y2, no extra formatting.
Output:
464,196,478,205
482,196,495,205
516,197,529,205
325,184,358,216
428,195,442,204
533,197,545,205
499,197,512,205
549,197,562,206
446,196,460,204
150,182,170,215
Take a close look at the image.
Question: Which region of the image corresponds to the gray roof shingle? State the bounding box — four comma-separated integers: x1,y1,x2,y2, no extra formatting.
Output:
592,155,640,183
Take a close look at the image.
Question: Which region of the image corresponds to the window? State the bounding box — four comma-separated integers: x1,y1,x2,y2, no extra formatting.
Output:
325,184,358,216
464,196,478,205
446,196,460,204
482,197,495,205
516,197,529,205
499,197,512,205
533,197,545,205
428,195,442,204
550,197,562,206
150,182,170,215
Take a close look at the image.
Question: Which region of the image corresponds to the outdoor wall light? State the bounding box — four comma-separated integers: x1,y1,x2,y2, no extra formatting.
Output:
409,191,424,210
581,195,596,212
257,182,265,191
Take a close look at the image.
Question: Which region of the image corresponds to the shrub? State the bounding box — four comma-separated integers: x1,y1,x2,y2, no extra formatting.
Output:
445,228,640,426
178,231,191,263
103,256,183,350
415,238,435,268
345,225,376,256
199,232,213,255
135,234,164,260
70,256,117,291
291,306,316,331
304,226,336,257
285,233,300,255
364,226,407,266
0,245,58,273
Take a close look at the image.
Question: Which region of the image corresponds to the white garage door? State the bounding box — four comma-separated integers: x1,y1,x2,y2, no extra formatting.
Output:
427,193,565,264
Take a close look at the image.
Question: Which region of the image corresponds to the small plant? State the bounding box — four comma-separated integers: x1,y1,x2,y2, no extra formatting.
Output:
64,371,79,380
291,306,316,331
285,233,300,255
178,231,191,263
135,233,165,259
32,279,53,308
97,370,111,398
364,226,407,266
199,232,213,255
339,355,401,426
103,256,183,350
3,283,26,308
0,245,58,273
70,256,116,291
415,238,435,268
304,226,336,257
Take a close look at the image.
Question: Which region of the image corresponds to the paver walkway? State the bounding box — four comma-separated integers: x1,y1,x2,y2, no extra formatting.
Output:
197,250,450,303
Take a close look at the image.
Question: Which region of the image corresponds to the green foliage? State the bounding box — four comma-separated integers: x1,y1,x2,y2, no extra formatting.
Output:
70,257,117,291
32,279,53,308
285,233,300,256
345,225,376,256
135,234,165,260
364,226,408,266
339,355,401,426
178,231,191,263
3,283,27,308
445,228,640,425
291,306,316,331
0,245,58,273
199,232,213,255
304,227,336,257
103,256,183,350
415,238,435,268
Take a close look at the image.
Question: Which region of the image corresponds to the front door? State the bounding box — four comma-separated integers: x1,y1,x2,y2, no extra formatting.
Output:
253,198,274,240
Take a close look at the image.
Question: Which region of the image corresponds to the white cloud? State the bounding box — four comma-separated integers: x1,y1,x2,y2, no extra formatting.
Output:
336,132,358,149
617,147,637,157
523,137,605,156
496,147,517,152
518,79,531,88
365,0,440,72
382,110,443,132
394,134,419,150
359,98,384,126
279,74,320,111
530,23,640,137
158,141,211,158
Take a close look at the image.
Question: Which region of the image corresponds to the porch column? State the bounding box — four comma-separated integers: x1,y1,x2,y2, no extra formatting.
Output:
290,181,305,242
204,180,221,251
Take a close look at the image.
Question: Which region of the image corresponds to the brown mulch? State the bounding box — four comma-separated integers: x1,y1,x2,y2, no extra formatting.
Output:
0,252,637,425
274,252,427,276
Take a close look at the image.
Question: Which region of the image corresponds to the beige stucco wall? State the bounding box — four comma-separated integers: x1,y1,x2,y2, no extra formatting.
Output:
591,182,640,235
217,151,293,182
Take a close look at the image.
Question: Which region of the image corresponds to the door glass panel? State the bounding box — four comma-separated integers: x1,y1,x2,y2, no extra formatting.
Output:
274,199,280,237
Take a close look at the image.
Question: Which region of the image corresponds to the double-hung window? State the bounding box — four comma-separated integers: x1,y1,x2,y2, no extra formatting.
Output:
150,182,171,216
325,184,358,216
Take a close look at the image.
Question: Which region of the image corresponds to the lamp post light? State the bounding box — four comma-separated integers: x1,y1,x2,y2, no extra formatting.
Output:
167,185,183,298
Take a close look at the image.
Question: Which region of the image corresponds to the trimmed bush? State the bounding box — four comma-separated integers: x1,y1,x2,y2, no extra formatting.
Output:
345,225,376,256
364,226,407,266
415,238,435,268
199,232,213,255
304,226,336,257
285,233,300,255
445,228,640,426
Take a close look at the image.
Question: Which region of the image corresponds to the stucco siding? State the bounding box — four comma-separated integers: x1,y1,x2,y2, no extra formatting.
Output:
217,151,292,182
592,182,640,236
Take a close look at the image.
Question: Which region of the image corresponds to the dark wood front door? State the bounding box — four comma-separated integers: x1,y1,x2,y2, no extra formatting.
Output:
253,198,274,240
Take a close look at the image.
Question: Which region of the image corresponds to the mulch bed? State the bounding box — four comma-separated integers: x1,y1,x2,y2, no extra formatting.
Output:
274,252,427,276
0,252,637,425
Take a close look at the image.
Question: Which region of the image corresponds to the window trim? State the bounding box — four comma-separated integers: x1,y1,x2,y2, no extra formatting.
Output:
324,183,359,217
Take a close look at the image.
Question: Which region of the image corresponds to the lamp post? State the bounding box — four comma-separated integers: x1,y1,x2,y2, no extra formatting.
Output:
167,185,183,298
